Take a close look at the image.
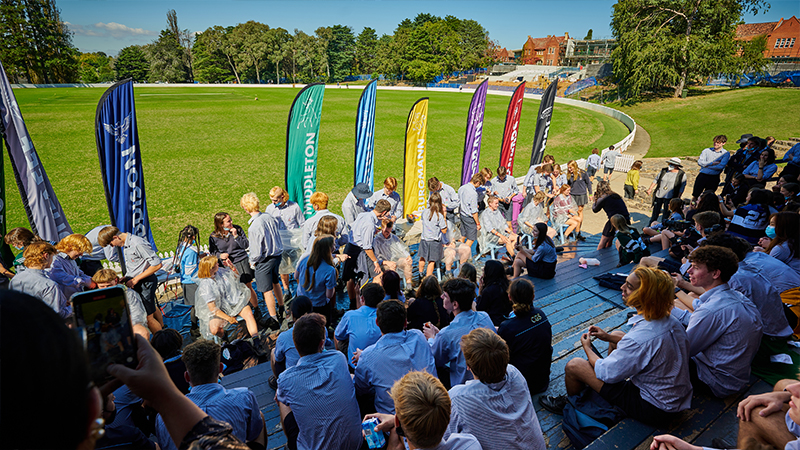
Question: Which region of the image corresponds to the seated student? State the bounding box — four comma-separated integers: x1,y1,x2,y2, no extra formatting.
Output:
511,222,557,279
155,340,266,450
418,193,448,279
355,299,437,414
643,197,685,240
743,147,778,187
424,278,496,388
638,211,723,275
540,267,693,426
720,187,775,244
610,214,650,266
151,328,190,394
759,211,800,276
550,185,583,242
277,313,363,450
685,191,726,225
650,381,800,450
381,270,406,303
475,260,511,327
272,295,334,379
98,226,164,332
49,233,96,299
498,278,552,395
366,371,482,450
334,282,384,370
517,191,556,239
671,246,763,398
341,183,372,227
295,235,338,324
5,227,45,275
442,224,472,278
373,220,414,288
92,269,150,339
446,328,546,450
195,255,260,343
9,242,70,318
778,183,800,211
407,276,450,332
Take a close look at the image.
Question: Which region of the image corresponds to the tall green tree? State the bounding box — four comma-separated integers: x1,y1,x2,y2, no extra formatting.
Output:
611,0,770,98
584,29,593,40
0,0,78,83
78,51,113,82
327,24,355,82
191,28,235,83
114,45,149,81
354,27,378,75
145,10,191,82
167,9,193,81
265,27,290,83
231,21,269,83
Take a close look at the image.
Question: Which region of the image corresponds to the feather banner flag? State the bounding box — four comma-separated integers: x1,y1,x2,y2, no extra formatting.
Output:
403,98,429,218
285,83,325,218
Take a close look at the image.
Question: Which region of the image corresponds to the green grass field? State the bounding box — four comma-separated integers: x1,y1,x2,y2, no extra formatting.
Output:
5,85,629,250
615,87,800,158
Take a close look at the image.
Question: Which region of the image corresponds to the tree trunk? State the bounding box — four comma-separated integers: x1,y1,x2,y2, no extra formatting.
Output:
226,54,241,84
674,3,698,98
255,60,261,83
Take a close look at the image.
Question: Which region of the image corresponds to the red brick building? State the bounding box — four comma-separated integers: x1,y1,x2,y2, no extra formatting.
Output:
521,33,569,66
736,16,800,61
493,47,513,63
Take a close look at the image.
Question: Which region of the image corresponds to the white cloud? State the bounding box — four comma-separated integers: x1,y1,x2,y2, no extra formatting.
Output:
66,21,156,40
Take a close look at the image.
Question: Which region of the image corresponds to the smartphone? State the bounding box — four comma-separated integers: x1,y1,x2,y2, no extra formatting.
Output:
72,286,138,384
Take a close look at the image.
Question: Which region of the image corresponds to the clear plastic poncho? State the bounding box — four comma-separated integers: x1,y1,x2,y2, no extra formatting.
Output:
551,194,576,228
195,267,251,340
518,202,548,235
478,208,508,250
279,228,306,275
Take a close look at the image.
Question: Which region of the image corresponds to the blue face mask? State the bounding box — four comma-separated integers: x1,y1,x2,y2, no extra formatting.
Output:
765,226,777,239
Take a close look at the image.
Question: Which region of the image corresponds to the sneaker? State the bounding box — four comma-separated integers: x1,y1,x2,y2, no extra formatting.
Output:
576,233,587,242
539,395,568,415
264,316,280,331
268,374,278,391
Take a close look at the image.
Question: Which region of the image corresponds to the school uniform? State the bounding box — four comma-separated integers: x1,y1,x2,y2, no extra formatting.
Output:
458,184,479,241
420,208,447,264
490,175,519,220
123,234,162,315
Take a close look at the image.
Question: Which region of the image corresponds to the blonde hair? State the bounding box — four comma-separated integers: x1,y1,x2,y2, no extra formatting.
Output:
55,234,92,254
240,192,260,213
532,191,547,204
480,167,493,181
197,255,218,279
92,269,118,285
310,192,328,210
269,186,288,202
383,177,398,191
567,160,584,181
391,371,451,449
22,242,57,268
625,267,674,321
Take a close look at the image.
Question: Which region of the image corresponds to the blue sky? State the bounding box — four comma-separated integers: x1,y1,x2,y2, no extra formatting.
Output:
61,0,800,56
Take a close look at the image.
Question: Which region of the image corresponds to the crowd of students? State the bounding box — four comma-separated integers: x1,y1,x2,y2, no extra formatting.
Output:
3,135,800,449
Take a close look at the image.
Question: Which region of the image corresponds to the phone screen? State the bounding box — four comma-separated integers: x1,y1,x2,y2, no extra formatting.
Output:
72,286,138,384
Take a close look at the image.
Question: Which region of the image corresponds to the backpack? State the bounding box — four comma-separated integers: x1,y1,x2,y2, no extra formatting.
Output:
220,338,258,375
562,388,626,449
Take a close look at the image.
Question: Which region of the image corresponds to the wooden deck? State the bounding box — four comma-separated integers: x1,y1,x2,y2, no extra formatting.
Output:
220,236,757,450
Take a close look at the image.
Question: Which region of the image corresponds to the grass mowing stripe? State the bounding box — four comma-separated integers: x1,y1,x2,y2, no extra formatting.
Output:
6,86,628,250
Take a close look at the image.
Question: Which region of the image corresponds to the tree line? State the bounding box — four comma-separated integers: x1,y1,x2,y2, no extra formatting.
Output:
118,11,496,84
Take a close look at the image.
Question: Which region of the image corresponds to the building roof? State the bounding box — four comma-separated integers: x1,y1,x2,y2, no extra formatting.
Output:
736,21,778,40
525,34,567,50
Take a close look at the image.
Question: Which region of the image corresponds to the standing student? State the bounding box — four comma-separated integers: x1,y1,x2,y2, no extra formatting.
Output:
567,160,592,241
592,181,631,250
624,160,642,199
343,199,391,308
458,173,483,264
341,183,372,227
428,177,460,223
692,135,730,203
491,166,519,231
586,148,601,179
208,212,253,282
301,192,348,251
265,186,305,300
174,225,200,319
646,158,686,225
367,177,403,221
419,192,448,279
82,224,119,276
98,226,164,332
600,145,620,182
240,192,285,330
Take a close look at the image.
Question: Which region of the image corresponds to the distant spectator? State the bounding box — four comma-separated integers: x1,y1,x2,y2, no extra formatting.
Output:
566,160,592,241
586,147,601,179
498,278,552,395
624,160,642,200
491,166,520,231
208,212,253,282
600,145,620,182
82,224,119,276
743,147,778,187
373,220,414,288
